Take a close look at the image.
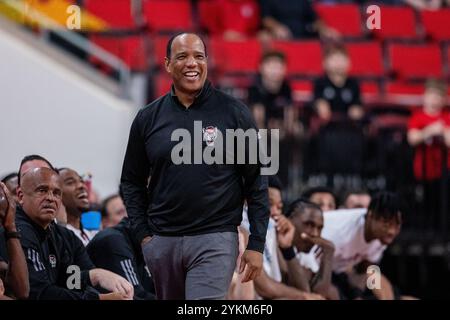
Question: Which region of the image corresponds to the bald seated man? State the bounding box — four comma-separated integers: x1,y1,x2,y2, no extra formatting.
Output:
16,167,134,300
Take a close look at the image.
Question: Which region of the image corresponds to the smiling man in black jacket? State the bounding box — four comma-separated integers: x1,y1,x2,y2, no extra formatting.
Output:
120,32,270,300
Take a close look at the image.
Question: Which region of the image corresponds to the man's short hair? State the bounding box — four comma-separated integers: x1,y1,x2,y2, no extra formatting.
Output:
286,198,322,219
18,155,57,186
425,78,447,96
1,172,18,184
268,175,283,191
301,186,338,205
166,32,208,59
323,44,348,59
368,192,403,223
342,188,371,203
101,194,120,218
260,50,286,65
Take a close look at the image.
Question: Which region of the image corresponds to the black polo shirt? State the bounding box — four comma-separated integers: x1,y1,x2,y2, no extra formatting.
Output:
313,76,362,115
120,80,269,253
87,218,155,300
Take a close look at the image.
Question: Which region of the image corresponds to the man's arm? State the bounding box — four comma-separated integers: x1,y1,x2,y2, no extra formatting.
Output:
275,215,310,291
302,234,335,299
254,269,323,300
120,111,153,246
23,245,99,300
87,235,155,300
0,183,29,299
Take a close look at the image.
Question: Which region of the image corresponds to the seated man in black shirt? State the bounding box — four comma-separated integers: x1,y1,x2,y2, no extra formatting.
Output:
87,217,156,300
313,45,363,123
16,167,134,300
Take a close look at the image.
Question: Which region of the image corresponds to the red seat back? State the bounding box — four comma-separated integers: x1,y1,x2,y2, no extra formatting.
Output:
271,41,323,77
315,4,362,37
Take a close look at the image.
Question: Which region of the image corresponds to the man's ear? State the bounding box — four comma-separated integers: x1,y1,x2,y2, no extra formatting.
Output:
17,187,24,206
165,57,171,74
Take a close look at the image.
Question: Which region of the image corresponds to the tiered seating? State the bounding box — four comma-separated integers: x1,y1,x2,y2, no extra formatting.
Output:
79,1,450,105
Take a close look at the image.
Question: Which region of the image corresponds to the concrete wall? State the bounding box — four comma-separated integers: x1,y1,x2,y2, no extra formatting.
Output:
0,24,137,199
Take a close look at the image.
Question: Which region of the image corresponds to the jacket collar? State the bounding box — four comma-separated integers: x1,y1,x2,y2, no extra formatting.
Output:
170,79,213,108
17,205,53,241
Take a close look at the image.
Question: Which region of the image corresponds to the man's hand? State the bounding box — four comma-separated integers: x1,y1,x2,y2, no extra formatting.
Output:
274,215,295,249
0,182,17,232
90,269,134,300
239,250,263,283
0,278,4,297
99,292,130,301
141,236,153,248
424,120,445,138
296,291,326,300
301,233,335,259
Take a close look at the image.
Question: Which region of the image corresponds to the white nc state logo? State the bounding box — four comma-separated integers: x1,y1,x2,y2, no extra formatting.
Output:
203,126,218,147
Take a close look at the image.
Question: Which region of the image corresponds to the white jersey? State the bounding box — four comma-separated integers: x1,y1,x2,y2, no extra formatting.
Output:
65,224,97,247
321,208,386,273
241,209,282,283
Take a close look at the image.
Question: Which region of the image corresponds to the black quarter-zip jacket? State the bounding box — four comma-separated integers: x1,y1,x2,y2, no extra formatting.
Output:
120,80,269,253
87,217,155,300
16,207,99,300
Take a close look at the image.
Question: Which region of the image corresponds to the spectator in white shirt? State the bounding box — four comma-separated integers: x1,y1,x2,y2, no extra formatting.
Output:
321,192,403,299
287,199,338,299
59,168,97,246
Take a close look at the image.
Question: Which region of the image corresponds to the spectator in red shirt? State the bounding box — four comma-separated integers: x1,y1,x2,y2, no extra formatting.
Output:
407,78,450,229
407,79,450,181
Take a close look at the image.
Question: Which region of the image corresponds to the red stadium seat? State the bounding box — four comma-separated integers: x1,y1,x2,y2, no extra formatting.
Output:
143,0,193,32
372,6,417,40
291,80,313,102
389,44,443,80
210,38,261,73
346,42,384,77
85,0,135,29
90,35,147,71
198,0,220,34
271,41,323,77
360,81,380,102
421,9,450,41
314,4,362,38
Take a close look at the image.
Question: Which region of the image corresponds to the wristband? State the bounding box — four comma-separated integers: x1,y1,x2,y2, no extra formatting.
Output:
5,231,21,240
280,246,296,260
